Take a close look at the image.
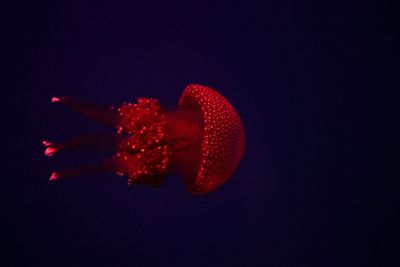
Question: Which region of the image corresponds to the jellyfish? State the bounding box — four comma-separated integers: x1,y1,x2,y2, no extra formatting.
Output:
43,84,245,195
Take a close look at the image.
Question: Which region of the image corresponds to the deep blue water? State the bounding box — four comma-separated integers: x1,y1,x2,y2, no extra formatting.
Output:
3,1,395,266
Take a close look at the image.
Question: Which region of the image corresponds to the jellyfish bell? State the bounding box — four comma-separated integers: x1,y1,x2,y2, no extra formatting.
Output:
43,84,245,195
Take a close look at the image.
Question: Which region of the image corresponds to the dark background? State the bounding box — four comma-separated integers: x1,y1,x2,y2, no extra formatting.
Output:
2,1,395,266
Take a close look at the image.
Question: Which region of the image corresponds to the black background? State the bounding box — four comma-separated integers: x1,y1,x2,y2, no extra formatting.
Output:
3,1,395,266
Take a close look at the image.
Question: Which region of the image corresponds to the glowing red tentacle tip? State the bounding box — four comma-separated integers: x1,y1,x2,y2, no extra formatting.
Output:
44,147,57,157
51,97,62,103
49,172,59,181
42,140,52,147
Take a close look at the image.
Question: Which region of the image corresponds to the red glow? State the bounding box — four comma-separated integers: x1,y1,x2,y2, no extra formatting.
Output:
42,140,52,146
44,84,245,195
51,97,61,103
49,172,59,181
44,147,57,157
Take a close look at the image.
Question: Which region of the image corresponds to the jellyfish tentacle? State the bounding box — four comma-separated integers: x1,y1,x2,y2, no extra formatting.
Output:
52,96,118,126
42,134,119,157
49,159,118,181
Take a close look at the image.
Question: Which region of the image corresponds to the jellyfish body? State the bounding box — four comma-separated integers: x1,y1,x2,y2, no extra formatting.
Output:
44,84,245,195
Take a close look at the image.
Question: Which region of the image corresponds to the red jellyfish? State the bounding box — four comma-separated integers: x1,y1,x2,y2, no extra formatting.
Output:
43,84,245,195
